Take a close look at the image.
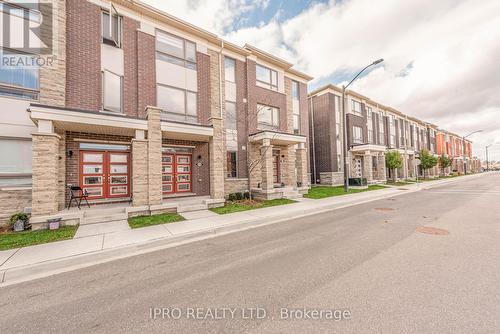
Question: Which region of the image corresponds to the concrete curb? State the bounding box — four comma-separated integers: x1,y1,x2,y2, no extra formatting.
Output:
0,173,486,287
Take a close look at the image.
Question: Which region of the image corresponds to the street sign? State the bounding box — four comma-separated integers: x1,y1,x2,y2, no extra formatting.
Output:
415,158,421,166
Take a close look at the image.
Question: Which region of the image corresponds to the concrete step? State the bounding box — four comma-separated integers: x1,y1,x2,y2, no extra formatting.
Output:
83,207,126,218
81,212,128,225
283,192,303,199
177,203,208,213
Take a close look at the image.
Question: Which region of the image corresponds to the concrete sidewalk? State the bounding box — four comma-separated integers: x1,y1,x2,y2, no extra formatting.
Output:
0,173,485,286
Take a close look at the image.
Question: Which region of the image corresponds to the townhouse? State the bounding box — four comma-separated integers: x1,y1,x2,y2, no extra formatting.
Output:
308,85,447,185
436,130,476,174
0,0,312,227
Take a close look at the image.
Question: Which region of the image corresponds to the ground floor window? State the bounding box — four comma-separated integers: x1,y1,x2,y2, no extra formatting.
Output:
226,151,237,178
0,138,32,186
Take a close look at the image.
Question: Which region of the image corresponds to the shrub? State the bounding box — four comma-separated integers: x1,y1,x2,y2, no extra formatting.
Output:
228,193,237,201
243,191,250,199
9,212,30,231
235,192,243,200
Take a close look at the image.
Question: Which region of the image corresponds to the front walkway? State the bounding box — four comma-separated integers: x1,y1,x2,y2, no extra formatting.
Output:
0,173,486,285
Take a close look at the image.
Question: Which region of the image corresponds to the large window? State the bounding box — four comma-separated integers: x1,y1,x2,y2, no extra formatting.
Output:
353,126,363,144
379,116,385,145
225,101,237,130
0,139,32,186
256,64,278,91
101,8,122,48
157,84,197,123
224,57,235,82
352,100,362,116
257,104,279,131
102,70,122,113
292,80,299,99
226,152,237,178
0,50,39,100
156,30,196,70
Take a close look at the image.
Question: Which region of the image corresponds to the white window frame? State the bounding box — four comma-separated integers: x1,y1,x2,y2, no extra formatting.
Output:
157,84,198,123
351,100,362,116
0,138,32,186
256,64,278,91
101,70,123,113
101,6,122,48
353,126,363,144
257,104,279,131
224,57,236,83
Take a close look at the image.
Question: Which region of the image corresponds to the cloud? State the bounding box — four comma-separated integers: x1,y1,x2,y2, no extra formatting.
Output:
144,0,500,160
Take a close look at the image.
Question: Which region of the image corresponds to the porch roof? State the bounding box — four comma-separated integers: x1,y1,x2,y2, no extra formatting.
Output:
161,120,213,142
350,144,387,153
29,104,147,136
248,130,307,146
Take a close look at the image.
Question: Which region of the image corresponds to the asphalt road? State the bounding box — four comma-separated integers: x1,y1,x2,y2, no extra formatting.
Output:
1,174,499,333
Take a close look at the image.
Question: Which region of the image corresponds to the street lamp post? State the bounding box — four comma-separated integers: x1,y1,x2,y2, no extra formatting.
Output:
341,58,384,192
485,142,500,172
462,130,483,175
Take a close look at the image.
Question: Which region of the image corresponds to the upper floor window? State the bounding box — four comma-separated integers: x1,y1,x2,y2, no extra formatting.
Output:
352,100,362,116
353,126,363,144
102,70,122,113
292,81,299,100
256,64,278,91
156,30,196,70
257,104,279,131
157,84,197,123
366,107,372,120
225,101,237,130
224,57,235,82
102,8,122,48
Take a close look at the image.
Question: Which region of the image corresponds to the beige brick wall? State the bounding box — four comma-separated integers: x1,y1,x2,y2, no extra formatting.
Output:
132,139,148,206
260,139,274,190
296,145,309,187
39,0,66,107
224,179,249,196
319,172,344,186
248,142,262,189
209,118,225,199
31,133,60,217
57,131,66,210
0,189,32,227
281,145,296,187
147,107,162,206
284,77,294,133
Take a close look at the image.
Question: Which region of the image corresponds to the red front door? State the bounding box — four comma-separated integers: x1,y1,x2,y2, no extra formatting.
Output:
80,151,130,200
162,152,192,195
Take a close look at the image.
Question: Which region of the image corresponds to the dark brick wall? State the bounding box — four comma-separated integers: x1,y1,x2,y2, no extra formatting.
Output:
347,113,366,147
66,0,101,111
299,82,310,171
123,16,140,117
246,60,287,134
197,52,211,125
137,31,156,118
308,93,335,178
162,139,210,196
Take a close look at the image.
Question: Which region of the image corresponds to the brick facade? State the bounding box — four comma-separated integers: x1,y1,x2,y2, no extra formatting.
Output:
66,0,101,111
123,16,140,117
137,31,156,118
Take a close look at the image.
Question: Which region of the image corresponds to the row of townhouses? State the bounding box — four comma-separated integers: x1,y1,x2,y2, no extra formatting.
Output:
308,85,480,185
0,0,479,227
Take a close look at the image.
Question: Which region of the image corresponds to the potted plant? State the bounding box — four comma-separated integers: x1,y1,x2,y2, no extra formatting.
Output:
9,212,30,232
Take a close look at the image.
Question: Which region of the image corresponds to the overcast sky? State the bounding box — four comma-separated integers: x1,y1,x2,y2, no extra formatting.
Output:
144,0,500,161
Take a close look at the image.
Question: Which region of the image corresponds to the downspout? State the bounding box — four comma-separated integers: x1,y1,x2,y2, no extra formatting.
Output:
310,96,317,184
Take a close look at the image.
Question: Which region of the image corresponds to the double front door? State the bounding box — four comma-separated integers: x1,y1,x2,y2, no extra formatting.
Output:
80,150,130,199
162,152,192,195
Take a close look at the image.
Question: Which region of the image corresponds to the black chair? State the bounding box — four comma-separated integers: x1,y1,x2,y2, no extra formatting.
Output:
67,186,90,210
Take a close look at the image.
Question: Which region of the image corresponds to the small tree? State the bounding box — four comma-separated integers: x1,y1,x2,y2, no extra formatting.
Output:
385,150,403,181
438,154,452,176
420,149,438,179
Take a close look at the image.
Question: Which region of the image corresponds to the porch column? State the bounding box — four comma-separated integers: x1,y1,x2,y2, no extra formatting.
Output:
57,131,66,210
377,153,387,181
402,154,408,179
296,143,309,188
282,145,297,187
147,106,162,206
32,120,60,217
261,138,274,191
132,130,148,206
363,154,373,182
209,117,225,199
